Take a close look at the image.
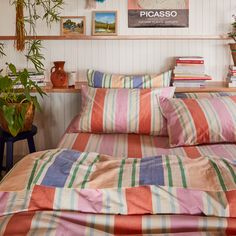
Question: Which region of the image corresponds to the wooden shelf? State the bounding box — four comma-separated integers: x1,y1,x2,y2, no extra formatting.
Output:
0,35,230,41
37,81,236,93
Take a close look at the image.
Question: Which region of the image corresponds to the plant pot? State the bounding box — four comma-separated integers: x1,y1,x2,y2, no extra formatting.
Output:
0,102,35,135
229,43,236,66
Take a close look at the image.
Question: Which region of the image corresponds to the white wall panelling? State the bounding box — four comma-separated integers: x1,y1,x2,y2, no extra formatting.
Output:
0,0,236,159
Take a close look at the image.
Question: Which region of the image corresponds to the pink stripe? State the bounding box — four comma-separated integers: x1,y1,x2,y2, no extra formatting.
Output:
170,215,201,234
159,97,185,146
153,136,170,155
99,135,115,156
0,192,9,215
115,89,128,132
210,99,235,141
78,189,103,213
176,188,204,215
208,145,235,161
56,212,87,236
160,87,175,97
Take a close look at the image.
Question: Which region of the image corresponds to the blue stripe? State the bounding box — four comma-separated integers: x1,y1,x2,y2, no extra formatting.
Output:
41,150,81,187
132,76,143,88
139,156,164,186
93,71,104,87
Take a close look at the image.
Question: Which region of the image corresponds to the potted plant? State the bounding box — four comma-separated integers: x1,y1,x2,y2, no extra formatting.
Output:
0,63,46,136
228,14,236,66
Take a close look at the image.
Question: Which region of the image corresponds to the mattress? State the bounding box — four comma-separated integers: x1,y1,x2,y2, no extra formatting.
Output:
58,132,236,159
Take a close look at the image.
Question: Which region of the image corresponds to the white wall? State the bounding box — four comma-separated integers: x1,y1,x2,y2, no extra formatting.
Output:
0,0,236,159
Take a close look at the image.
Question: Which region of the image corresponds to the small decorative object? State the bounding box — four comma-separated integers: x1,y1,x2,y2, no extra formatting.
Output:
68,71,77,87
86,0,107,9
50,61,68,88
0,63,46,137
228,15,236,66
61,16,86,36
128,0,189,28
92,11,117,36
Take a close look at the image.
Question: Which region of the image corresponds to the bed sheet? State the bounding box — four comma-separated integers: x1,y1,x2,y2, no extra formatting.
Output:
58,132,236,159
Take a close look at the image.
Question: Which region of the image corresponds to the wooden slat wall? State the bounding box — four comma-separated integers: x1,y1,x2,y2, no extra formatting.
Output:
0,0,236,158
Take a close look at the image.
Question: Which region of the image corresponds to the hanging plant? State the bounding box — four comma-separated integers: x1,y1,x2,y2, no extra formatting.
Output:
8,0,64,71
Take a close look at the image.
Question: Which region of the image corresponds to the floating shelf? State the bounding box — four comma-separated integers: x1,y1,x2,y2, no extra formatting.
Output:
0,35,231,41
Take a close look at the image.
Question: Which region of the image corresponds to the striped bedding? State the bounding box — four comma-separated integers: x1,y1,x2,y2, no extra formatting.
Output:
0,149,236,235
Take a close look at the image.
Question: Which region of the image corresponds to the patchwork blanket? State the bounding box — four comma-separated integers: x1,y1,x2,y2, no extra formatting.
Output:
0,149,236,235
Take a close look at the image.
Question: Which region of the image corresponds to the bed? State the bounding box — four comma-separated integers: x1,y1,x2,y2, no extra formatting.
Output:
0,70,236,235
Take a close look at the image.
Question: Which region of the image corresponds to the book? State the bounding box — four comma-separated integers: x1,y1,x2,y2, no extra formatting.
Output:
173,82,206,88
177,56,204,60
172,75,212,81
229,65,236,70
176,60,204,64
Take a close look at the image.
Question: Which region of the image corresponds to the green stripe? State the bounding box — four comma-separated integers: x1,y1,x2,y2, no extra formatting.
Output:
165,156,173,187
177,156,187,188
81,155,100,189
27,151,50,189
33,149,61,184
118,159,126,188
131,159,137,187
209,159,227,191
222,159,236,184
68,153,89,188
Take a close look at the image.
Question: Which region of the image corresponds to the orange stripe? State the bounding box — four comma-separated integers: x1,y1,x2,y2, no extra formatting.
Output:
183,99,210,144
4,211,35,235
72,133,91,151
183,146,201,159
126,186,152,215
91,89,106,132
226,190,236,217
28,185,55,211
139,89,151,134
229,96,236,103
128,134,142,158
114,215,142,235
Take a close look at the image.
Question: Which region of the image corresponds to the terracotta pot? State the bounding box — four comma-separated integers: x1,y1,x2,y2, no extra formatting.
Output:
50,61,68,88
0,102,35,135
229,43,236,66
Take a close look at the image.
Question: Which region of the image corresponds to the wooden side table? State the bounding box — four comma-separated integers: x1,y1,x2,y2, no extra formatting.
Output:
0,125,37,173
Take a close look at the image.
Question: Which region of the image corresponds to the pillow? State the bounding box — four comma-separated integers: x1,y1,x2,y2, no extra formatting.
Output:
72,86,175,135
159,96,236,147
175,92,236,99
87,69,172,89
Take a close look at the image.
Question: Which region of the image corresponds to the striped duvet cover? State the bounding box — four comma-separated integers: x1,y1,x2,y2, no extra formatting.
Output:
0,144,236,235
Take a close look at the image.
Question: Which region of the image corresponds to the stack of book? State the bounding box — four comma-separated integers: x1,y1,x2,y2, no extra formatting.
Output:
8,69,46,88
227,65,236,88
173,57,212,87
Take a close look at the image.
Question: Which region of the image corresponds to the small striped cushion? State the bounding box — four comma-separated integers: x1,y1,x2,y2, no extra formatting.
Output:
159,96,236,147
87,69,172,88
73,86,175,135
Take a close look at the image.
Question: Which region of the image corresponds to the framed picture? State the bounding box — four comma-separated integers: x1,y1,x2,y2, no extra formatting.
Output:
61,16,86,36
92,11,117,36
128,0,189,28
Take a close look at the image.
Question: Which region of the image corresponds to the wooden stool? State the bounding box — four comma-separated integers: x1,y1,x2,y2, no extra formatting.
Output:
0,125,37,173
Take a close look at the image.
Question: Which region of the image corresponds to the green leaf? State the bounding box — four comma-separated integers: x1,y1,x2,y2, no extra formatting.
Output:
8,63,17,75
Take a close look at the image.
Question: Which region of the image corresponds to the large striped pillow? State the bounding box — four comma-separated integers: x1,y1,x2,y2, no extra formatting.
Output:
87,69,172,88
159,96,236,147
73,86,175,135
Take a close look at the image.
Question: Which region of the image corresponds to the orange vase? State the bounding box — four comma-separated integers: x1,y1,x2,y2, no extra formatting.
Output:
50,61,68,88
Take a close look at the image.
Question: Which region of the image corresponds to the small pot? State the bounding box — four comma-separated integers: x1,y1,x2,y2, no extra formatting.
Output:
0,102,35,135
229,43,236,66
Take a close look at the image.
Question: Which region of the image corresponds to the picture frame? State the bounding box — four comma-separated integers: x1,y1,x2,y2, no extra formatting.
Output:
92,11,118,36
61,16,86,36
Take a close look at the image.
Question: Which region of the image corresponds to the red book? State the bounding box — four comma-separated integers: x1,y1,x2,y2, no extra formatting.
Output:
173,76,212,81
176,60,204,64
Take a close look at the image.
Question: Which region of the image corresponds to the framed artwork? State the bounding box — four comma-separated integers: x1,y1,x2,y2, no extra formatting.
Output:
128,0,189,28
61,16,86,36
92,11,117,36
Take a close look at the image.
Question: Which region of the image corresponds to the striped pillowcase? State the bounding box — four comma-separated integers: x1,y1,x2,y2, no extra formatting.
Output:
159,96,236,147
73,86,175,135
87,69,172,89
175,92,236,99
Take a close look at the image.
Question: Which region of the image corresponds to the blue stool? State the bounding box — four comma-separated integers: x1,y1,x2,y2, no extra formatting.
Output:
0,125,37,173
